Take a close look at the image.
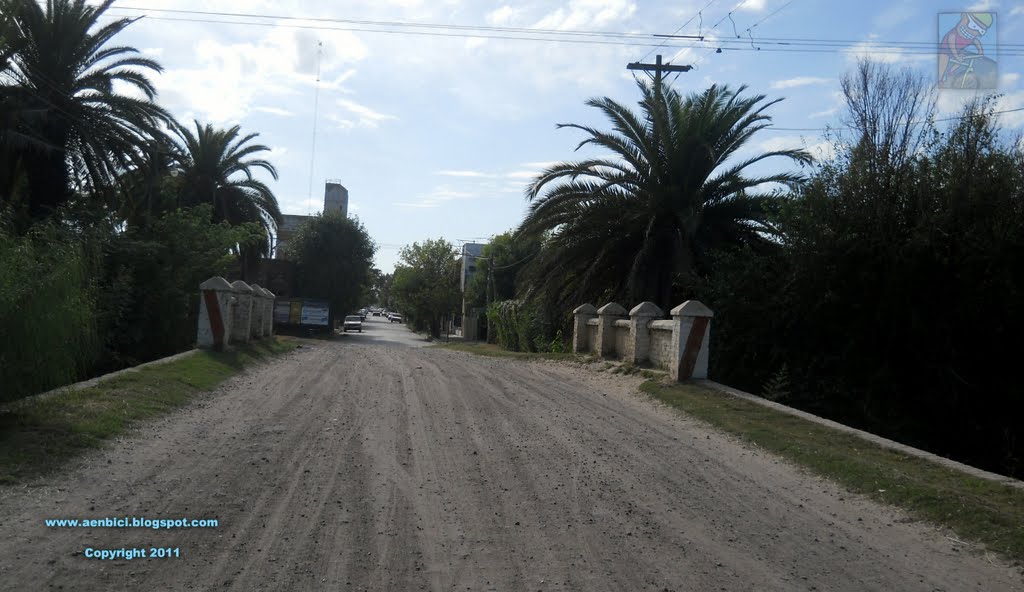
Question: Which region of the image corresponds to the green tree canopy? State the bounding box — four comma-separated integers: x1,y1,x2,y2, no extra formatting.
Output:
392,238,460,337
2,0,171,222
519,78,811,311
172,120,283,279
464,230,542,310
288,212,376,327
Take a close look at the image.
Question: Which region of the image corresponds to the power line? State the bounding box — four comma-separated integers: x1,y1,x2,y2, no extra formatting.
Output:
93,7,1024,57
637,0,719,62
744,0,797,35
667,0,752,64
106,5,656,40
763,106,1024,133
100,13,677,48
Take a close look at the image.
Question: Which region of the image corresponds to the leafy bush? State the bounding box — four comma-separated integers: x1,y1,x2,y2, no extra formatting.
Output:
0,223,100,401
487,299,554,353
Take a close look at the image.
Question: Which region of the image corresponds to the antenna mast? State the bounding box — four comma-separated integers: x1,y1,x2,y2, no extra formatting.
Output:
306,41,323,215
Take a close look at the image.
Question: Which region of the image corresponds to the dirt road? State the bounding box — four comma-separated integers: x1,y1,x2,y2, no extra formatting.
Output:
0,319,1020,590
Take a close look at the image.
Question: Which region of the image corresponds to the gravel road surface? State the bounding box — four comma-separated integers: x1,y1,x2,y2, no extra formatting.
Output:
0,317,1020,591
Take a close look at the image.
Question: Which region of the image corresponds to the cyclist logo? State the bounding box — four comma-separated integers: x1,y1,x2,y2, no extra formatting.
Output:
938,12,997,89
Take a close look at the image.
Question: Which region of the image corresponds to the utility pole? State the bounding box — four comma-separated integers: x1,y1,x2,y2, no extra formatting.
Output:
626,54,693,94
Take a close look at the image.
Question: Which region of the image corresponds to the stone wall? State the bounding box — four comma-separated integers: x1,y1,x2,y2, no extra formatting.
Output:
649,322,674,369
613,320,629,359
572,300,714,381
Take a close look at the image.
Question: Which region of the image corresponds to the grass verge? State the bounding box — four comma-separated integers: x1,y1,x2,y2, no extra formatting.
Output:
0,338,298,485
433,341,582,362
641,381,1024,566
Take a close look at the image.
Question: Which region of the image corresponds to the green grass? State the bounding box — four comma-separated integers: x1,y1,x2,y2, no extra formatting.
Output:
641,380,1024,566
433,341,582,362
0,338,297,484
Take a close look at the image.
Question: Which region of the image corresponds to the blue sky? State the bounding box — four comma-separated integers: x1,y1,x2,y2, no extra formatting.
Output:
100,0,1024,272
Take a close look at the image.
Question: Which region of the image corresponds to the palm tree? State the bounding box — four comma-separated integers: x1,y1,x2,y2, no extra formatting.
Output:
519,79,812,311
172,120,283,279
3,0,171,221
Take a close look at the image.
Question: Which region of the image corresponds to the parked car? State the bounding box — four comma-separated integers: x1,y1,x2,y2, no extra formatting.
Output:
342,315,363,332
389,314,402,323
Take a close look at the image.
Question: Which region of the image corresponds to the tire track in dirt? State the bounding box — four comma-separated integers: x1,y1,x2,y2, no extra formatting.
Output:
0,340,1021,591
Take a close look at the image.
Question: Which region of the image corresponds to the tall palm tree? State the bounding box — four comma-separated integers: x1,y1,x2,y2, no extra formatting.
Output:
3,0,171,220
519,79,812,311
172,120,283,278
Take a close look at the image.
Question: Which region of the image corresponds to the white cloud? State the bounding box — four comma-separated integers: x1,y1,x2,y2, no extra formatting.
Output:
487,6,522,26
770,77,832,90
533,0,638,30
737,0,767,12
995,92,1024,129
154,24,368,123
807,141,837,162
809,107,839,119
521,161,562,170
332,98,397,128
253,106,296,117
394,187,481,209
505,171,540,180
1012,6,1024,16
436,170,495,178
967,0,997,10
844,38,933,65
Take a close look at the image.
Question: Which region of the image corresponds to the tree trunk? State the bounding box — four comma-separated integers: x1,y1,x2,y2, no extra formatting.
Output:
24,144,69,222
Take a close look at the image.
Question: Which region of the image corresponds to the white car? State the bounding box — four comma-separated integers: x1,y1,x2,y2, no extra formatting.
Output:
342,315,363,332
389,314,402,323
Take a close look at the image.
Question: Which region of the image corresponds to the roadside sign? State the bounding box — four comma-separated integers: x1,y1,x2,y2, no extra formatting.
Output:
300,300,330,326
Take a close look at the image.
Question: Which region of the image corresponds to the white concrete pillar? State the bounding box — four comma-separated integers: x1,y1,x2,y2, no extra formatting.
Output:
230,280,254,345
250,284,267,339
627,301,664,365
595,302,627,358
263,288,276,337
572,304,598,353
197,277,234,351
670,300,714,381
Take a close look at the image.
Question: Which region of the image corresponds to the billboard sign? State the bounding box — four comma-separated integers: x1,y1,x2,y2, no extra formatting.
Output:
273,300,292,324
300,299,330,326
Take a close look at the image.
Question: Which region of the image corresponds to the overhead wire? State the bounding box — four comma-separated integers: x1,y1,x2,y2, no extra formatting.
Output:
90,5,1024,57
665,0,753,64
636,0,719,63
765,106,1024,133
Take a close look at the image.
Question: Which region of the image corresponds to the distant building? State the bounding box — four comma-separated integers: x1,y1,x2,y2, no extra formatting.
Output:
461,243,486,293
461,242,487,340
324,181,348,218
274,181,350,259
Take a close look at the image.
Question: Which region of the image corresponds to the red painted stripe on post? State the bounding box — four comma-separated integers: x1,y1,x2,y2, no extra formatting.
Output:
679,316,710,380
203,290,225,347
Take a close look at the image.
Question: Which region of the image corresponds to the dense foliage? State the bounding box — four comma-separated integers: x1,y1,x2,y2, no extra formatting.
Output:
501,61,1024,476
486,299,562,353
287,213,377,327
391,239,460,338
697,64,1024,476
0,0,283,399
0,221,99,400
519,78,809,311
463,231,541,311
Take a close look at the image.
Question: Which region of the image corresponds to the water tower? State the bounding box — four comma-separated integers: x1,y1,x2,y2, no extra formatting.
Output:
324,181,348,218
